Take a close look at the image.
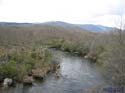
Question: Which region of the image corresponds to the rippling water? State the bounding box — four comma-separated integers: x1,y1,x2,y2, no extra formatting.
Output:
0,50,107,93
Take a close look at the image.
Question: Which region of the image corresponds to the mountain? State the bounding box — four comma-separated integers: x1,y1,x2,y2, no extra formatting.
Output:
0,22,33,27
78,24,114,32
40,21,78,28
0,21,115,32
42,21,115,32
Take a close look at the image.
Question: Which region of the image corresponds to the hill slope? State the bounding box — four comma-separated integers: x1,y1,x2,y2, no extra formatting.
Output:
0,21,115,32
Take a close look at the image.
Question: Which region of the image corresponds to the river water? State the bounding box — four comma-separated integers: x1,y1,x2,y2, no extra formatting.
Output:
0,50,108,93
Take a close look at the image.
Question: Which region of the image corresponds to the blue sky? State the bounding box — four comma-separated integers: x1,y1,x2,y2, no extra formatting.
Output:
0,0,124,27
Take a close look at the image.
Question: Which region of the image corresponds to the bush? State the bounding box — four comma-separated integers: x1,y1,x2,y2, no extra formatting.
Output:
0,60,18,79
44,49,52,63
48,40,64,49
61,41,76,53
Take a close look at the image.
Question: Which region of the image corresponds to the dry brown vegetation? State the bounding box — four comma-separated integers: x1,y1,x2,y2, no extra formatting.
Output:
0,25,95,46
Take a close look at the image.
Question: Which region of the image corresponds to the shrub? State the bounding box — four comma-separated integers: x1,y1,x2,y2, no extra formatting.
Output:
48,40,64,49
0,60,18,79
44,49,52,63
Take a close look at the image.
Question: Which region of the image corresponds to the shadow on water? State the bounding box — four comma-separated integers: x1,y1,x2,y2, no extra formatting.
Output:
0,50,110,93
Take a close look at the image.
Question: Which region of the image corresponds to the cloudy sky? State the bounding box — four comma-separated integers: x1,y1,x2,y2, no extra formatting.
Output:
0,0,124,27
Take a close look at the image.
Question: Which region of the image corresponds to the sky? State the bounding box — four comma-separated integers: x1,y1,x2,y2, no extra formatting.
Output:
0,0,125,27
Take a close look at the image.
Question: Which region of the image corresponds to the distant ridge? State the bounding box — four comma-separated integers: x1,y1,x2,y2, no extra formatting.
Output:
0,21,116,32
78,24,115,32
0,22,33,26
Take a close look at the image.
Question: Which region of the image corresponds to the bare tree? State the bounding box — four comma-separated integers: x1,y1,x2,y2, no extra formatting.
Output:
117,16,123,45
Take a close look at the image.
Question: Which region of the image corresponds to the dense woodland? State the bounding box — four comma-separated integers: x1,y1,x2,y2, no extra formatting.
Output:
0,24,125,86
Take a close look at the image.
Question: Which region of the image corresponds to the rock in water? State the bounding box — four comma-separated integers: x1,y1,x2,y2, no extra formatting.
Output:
3,78,13,87
84,55,88,58
23,75,34,85
32,69,45,79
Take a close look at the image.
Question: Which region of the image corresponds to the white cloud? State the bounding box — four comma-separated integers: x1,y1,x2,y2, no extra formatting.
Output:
0,0,124,27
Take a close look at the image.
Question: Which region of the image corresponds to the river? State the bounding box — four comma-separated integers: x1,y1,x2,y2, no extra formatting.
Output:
0,50,108,93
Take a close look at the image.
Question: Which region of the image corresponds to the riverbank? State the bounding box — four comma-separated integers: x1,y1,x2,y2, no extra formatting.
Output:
48,42,102,63
0,46,60,87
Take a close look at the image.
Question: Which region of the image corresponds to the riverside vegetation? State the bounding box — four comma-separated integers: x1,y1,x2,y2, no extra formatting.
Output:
0,46,59,87
0,24,124,87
